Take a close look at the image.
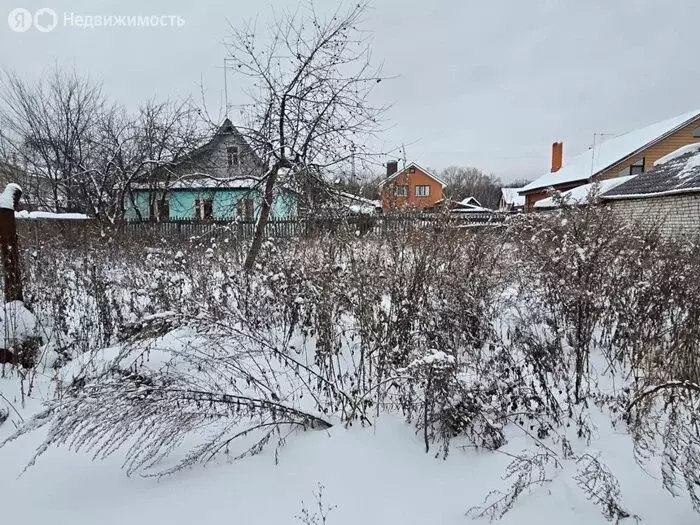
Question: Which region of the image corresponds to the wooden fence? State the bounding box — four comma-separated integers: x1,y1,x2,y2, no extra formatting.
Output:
121,212,508,240
13,212,511,247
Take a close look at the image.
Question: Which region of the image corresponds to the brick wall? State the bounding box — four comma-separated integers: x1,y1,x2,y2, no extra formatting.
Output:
380,167,444,212
607,193,700,237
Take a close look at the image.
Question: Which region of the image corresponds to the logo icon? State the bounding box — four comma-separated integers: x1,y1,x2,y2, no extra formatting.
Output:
33,7,57,32
7,7,32,32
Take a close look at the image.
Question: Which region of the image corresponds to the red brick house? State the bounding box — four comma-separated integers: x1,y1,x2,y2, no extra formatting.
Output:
379,161,446,212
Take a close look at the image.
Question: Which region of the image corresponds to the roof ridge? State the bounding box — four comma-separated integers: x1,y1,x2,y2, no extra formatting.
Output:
378,162,448,188
521,109,700,194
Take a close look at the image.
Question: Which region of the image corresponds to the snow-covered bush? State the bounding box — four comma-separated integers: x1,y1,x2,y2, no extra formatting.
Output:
4,212,700,517
619,237,700,512
508,203,635,404
505,203,700,516
0,300,39,367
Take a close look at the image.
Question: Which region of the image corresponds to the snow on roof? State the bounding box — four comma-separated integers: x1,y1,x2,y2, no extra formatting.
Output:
378,162,447,188
347,203,379,215
335,191,379,207
653,142,700,166
521,110,700,194
460,196,482,207
451,202,492,213
133,177,262,190
535,175,637,209
333,191,381,215
603,146,700,200
451,205,492,214
500,187,525,206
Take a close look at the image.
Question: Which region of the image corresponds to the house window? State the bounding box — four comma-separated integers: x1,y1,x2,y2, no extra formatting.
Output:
617,158,645,177
227,146,240,167
394,185,409,197
195,198,213,220
408,166,416,174
237,198,254,220
159,197,169,220
629,159,645,175
149,196,169,221
693,127,700,138
415,185,430,197
630,159,644,175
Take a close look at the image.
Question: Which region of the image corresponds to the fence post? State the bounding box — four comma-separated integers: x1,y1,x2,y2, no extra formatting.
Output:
0,183,23,302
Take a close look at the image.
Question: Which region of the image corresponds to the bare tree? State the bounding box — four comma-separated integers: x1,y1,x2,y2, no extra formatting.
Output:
97,99,207,223
439,166,502,209
0,67,208,223
503,177,532,189
224,1,387,269
0,67,106,212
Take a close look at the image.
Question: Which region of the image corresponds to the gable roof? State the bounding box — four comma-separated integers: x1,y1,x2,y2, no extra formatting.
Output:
500,187,526,207
452,203,492,213
378,162,447,188
521,109,700,194
460,196,482,207
179,118,260,166
602,144,700,200
141,118,264,182
535,175,637,209
433,198,492,213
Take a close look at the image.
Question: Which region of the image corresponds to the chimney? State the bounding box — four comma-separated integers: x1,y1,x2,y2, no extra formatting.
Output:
551,142,563,173
386,160,398,176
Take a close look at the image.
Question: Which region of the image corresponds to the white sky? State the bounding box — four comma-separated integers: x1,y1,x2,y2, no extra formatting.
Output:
2,0,699,182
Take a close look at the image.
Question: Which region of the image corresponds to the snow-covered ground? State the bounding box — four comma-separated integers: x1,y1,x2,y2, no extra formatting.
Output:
0,360,697,525
2,226,699,525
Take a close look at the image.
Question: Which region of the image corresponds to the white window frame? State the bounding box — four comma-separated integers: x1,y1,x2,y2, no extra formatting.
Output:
394,185,409,197
415,185,430,197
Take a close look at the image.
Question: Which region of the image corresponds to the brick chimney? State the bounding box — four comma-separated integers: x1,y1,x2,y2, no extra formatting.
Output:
551,142,563,173
386,160,398,176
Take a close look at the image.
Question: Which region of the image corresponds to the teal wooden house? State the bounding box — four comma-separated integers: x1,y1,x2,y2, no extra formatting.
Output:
126,119,297,221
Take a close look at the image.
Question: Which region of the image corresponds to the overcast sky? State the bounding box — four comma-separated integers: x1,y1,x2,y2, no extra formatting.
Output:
2,0,699,182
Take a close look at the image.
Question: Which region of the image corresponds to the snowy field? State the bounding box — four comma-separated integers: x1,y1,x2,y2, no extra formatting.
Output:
1,209,700,524
1,376,696,525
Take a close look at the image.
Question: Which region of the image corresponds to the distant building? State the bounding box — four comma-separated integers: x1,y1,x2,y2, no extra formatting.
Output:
602,143,700,237
451,197,492,214
378,161,446,212
499,188,525,211
428,196,494,216
336,191,381,215
520,110,700,211
127,119,296,221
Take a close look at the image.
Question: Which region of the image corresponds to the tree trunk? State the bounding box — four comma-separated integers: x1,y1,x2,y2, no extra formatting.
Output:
244,167,278,270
